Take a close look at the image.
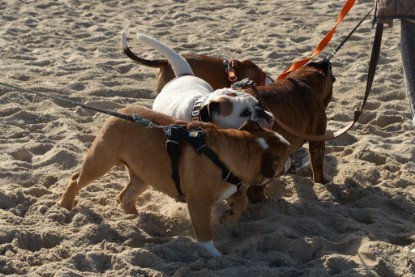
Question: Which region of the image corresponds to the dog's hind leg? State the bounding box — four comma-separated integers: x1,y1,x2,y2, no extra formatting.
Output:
57,147,115,210
309,141,328,184
119,168,149,215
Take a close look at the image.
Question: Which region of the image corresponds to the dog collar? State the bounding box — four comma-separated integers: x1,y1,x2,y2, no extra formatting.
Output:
191,95,208,121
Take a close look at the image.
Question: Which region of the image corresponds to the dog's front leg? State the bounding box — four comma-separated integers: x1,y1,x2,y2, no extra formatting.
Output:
186,197,221,257
309,141,328,184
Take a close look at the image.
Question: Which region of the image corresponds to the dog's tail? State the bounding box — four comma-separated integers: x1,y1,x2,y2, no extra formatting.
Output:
121,31,168,68
136,33,194,77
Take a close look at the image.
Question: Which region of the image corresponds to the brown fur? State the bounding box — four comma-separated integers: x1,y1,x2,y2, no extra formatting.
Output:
57,106,290,246
245,60,335,202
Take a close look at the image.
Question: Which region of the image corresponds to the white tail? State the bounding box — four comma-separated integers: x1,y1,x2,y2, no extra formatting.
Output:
121,31,129,51
136,33,194,77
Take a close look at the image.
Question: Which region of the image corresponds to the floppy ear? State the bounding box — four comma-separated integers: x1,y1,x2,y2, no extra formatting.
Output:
309,59,331,76
261,152,276,178
239,120,262,131
199,98,234,122
199,101,220,122
199,105,212,122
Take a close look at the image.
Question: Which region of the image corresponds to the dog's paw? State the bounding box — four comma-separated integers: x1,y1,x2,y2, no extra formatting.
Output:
219,208,238,225
56,198,77,211
120,202,139,215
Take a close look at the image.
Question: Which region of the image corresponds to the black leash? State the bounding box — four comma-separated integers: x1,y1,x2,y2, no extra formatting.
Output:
327,8,374,61
0,81,154,127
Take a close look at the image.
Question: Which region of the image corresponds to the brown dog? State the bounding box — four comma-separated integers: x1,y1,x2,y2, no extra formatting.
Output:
245,59,335,203
121,34,273,93
57,106,290,257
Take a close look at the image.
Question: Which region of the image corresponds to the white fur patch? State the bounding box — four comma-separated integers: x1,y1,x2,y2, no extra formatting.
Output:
256,137,269,150
197,240,222,257
284,157,292,173
218,185,237,201
275,133,290,146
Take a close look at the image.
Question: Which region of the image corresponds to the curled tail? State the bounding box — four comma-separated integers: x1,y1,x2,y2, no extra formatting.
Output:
136,33,194,77
121,31,168,68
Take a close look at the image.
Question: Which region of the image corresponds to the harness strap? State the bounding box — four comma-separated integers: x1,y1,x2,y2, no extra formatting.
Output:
277,0,356,80
195,144,242,187
164,125,242,201
165,126,188,201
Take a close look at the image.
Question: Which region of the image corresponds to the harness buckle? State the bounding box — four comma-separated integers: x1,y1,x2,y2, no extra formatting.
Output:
222,170,242,188
165,125,186,156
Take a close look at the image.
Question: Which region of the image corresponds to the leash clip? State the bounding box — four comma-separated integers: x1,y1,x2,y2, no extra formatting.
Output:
223,59,238,82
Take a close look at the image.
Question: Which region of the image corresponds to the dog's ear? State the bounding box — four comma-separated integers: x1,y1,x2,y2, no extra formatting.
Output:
310,59,332,76
199,102,220,122
199,104,213,122
239,120,262,131
199,98,233,122
261,152,276,178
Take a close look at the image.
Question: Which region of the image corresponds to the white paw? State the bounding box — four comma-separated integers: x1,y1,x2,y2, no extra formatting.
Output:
197,240,222,257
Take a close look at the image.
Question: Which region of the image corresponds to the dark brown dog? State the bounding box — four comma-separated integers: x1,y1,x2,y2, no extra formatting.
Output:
245,59,335,203
57,106,291,256
122,34,273,93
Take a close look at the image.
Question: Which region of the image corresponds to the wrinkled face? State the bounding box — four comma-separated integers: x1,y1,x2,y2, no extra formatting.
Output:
258,131,291,180
239,121,291,184
200,88,274,129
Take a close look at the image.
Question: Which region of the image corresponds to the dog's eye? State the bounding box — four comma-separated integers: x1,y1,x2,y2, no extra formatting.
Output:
240,108,252,117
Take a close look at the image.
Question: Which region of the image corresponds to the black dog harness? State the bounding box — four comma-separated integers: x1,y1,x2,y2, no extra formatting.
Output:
164,125,241,202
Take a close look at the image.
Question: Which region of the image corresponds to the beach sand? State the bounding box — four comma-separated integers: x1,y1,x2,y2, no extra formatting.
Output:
1,0,414,276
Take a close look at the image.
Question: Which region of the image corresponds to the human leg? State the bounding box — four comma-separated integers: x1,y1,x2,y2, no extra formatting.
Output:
400,19,415,126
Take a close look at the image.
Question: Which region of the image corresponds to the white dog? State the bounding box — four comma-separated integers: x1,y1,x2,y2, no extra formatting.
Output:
122,32,274,129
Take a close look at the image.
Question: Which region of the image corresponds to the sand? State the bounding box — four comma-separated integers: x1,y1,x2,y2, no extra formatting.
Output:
1,0,414,276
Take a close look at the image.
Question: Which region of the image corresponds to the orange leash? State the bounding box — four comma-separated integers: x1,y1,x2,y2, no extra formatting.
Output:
277,0,356,80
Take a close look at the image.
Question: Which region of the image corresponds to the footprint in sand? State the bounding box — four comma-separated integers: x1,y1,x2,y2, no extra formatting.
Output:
13,230,63,252
374,114,404,128
354,147,387,165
